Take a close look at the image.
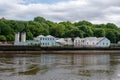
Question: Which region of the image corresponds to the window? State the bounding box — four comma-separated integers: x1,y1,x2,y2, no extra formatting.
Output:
87,42,88,44
106,43,108,45
40,38,42,40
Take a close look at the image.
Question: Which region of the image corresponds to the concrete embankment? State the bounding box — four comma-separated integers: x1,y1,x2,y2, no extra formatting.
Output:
0,45,119,54
0,50,120,54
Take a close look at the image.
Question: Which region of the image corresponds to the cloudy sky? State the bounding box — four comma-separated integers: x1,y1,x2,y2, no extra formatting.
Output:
0,0,120,27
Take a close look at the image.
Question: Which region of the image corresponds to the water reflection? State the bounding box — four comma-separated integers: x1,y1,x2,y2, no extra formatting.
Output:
0,53,119,80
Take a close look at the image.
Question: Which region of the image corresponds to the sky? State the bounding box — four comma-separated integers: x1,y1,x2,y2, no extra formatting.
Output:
0,0,120,27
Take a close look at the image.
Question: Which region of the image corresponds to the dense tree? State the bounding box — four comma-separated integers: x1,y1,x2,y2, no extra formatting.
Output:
106,23,118,29
0,35,6,41
0,21,12,35
75,20,93,27
78,25,93,37
94,28,105,37
106,30,116,43
14,22,25,32
6,34,14,41
66,28,84,38
34,16,46,22
26,31,33,40
94,24,106,28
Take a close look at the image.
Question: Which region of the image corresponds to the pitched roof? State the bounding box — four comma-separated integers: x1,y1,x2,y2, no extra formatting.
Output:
74,37,81,40
46,35,54,38
37,35,45,37
96,37,106,44
84,37,97,41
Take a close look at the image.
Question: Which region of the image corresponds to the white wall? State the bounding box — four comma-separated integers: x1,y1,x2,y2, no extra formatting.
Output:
96,38,110,47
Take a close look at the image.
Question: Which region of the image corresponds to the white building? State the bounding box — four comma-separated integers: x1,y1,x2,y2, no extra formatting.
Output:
96,37,110,47
84,37,99,47
74,37,110,47
74,37,81,47
34,35,56,47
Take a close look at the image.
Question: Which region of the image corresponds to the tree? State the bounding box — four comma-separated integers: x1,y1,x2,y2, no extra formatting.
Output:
78,25,93,37
0,21,12,35
106,30,116,43
94,28,105,37
26,31,33,40
6,34,14,41
0,35,6,41
106,23,118,29
14,22,25,32
34,16,46,22
94,24,106,28
75,20,93,27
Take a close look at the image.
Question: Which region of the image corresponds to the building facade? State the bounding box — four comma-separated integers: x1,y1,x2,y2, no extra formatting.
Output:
74,37,81,47
74,37,110,47
34,35,56,47
96,37,111,47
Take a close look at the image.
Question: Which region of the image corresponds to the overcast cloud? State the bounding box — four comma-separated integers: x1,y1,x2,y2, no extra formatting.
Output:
0,0,120,27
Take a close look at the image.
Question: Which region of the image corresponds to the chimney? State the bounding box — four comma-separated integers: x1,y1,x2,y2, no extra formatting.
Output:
21,32,26,42
15,32,20,42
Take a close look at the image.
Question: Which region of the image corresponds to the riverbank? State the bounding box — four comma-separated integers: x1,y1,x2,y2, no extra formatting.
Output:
0,50,119,54
0,45,120,51
0,45,119,54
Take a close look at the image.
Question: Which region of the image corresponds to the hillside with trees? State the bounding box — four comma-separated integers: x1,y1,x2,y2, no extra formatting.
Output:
0,16,120,43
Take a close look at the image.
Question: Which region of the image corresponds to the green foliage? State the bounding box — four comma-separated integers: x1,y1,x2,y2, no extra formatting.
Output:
94,28,105,37
0,35,6,41
0,21,13,35
75,20,93,27
106,30,116,43
106,23,118,29
0,16,120,43
34,16,46,22
78,25,93,37
26,31,33,40
6,34,14,41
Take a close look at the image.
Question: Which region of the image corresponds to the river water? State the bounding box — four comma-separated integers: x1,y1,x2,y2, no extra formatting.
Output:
0,53,120,80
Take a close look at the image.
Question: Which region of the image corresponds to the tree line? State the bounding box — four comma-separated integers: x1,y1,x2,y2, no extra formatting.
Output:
0,16,120,43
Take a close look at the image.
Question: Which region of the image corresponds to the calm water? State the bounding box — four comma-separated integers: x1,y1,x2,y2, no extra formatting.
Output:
0,53,120,80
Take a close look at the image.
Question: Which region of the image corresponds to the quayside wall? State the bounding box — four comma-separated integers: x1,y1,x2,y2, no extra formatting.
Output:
0,45,120,51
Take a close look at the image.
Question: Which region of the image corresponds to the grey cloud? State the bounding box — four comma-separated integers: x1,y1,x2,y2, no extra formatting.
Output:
0,0,120,27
